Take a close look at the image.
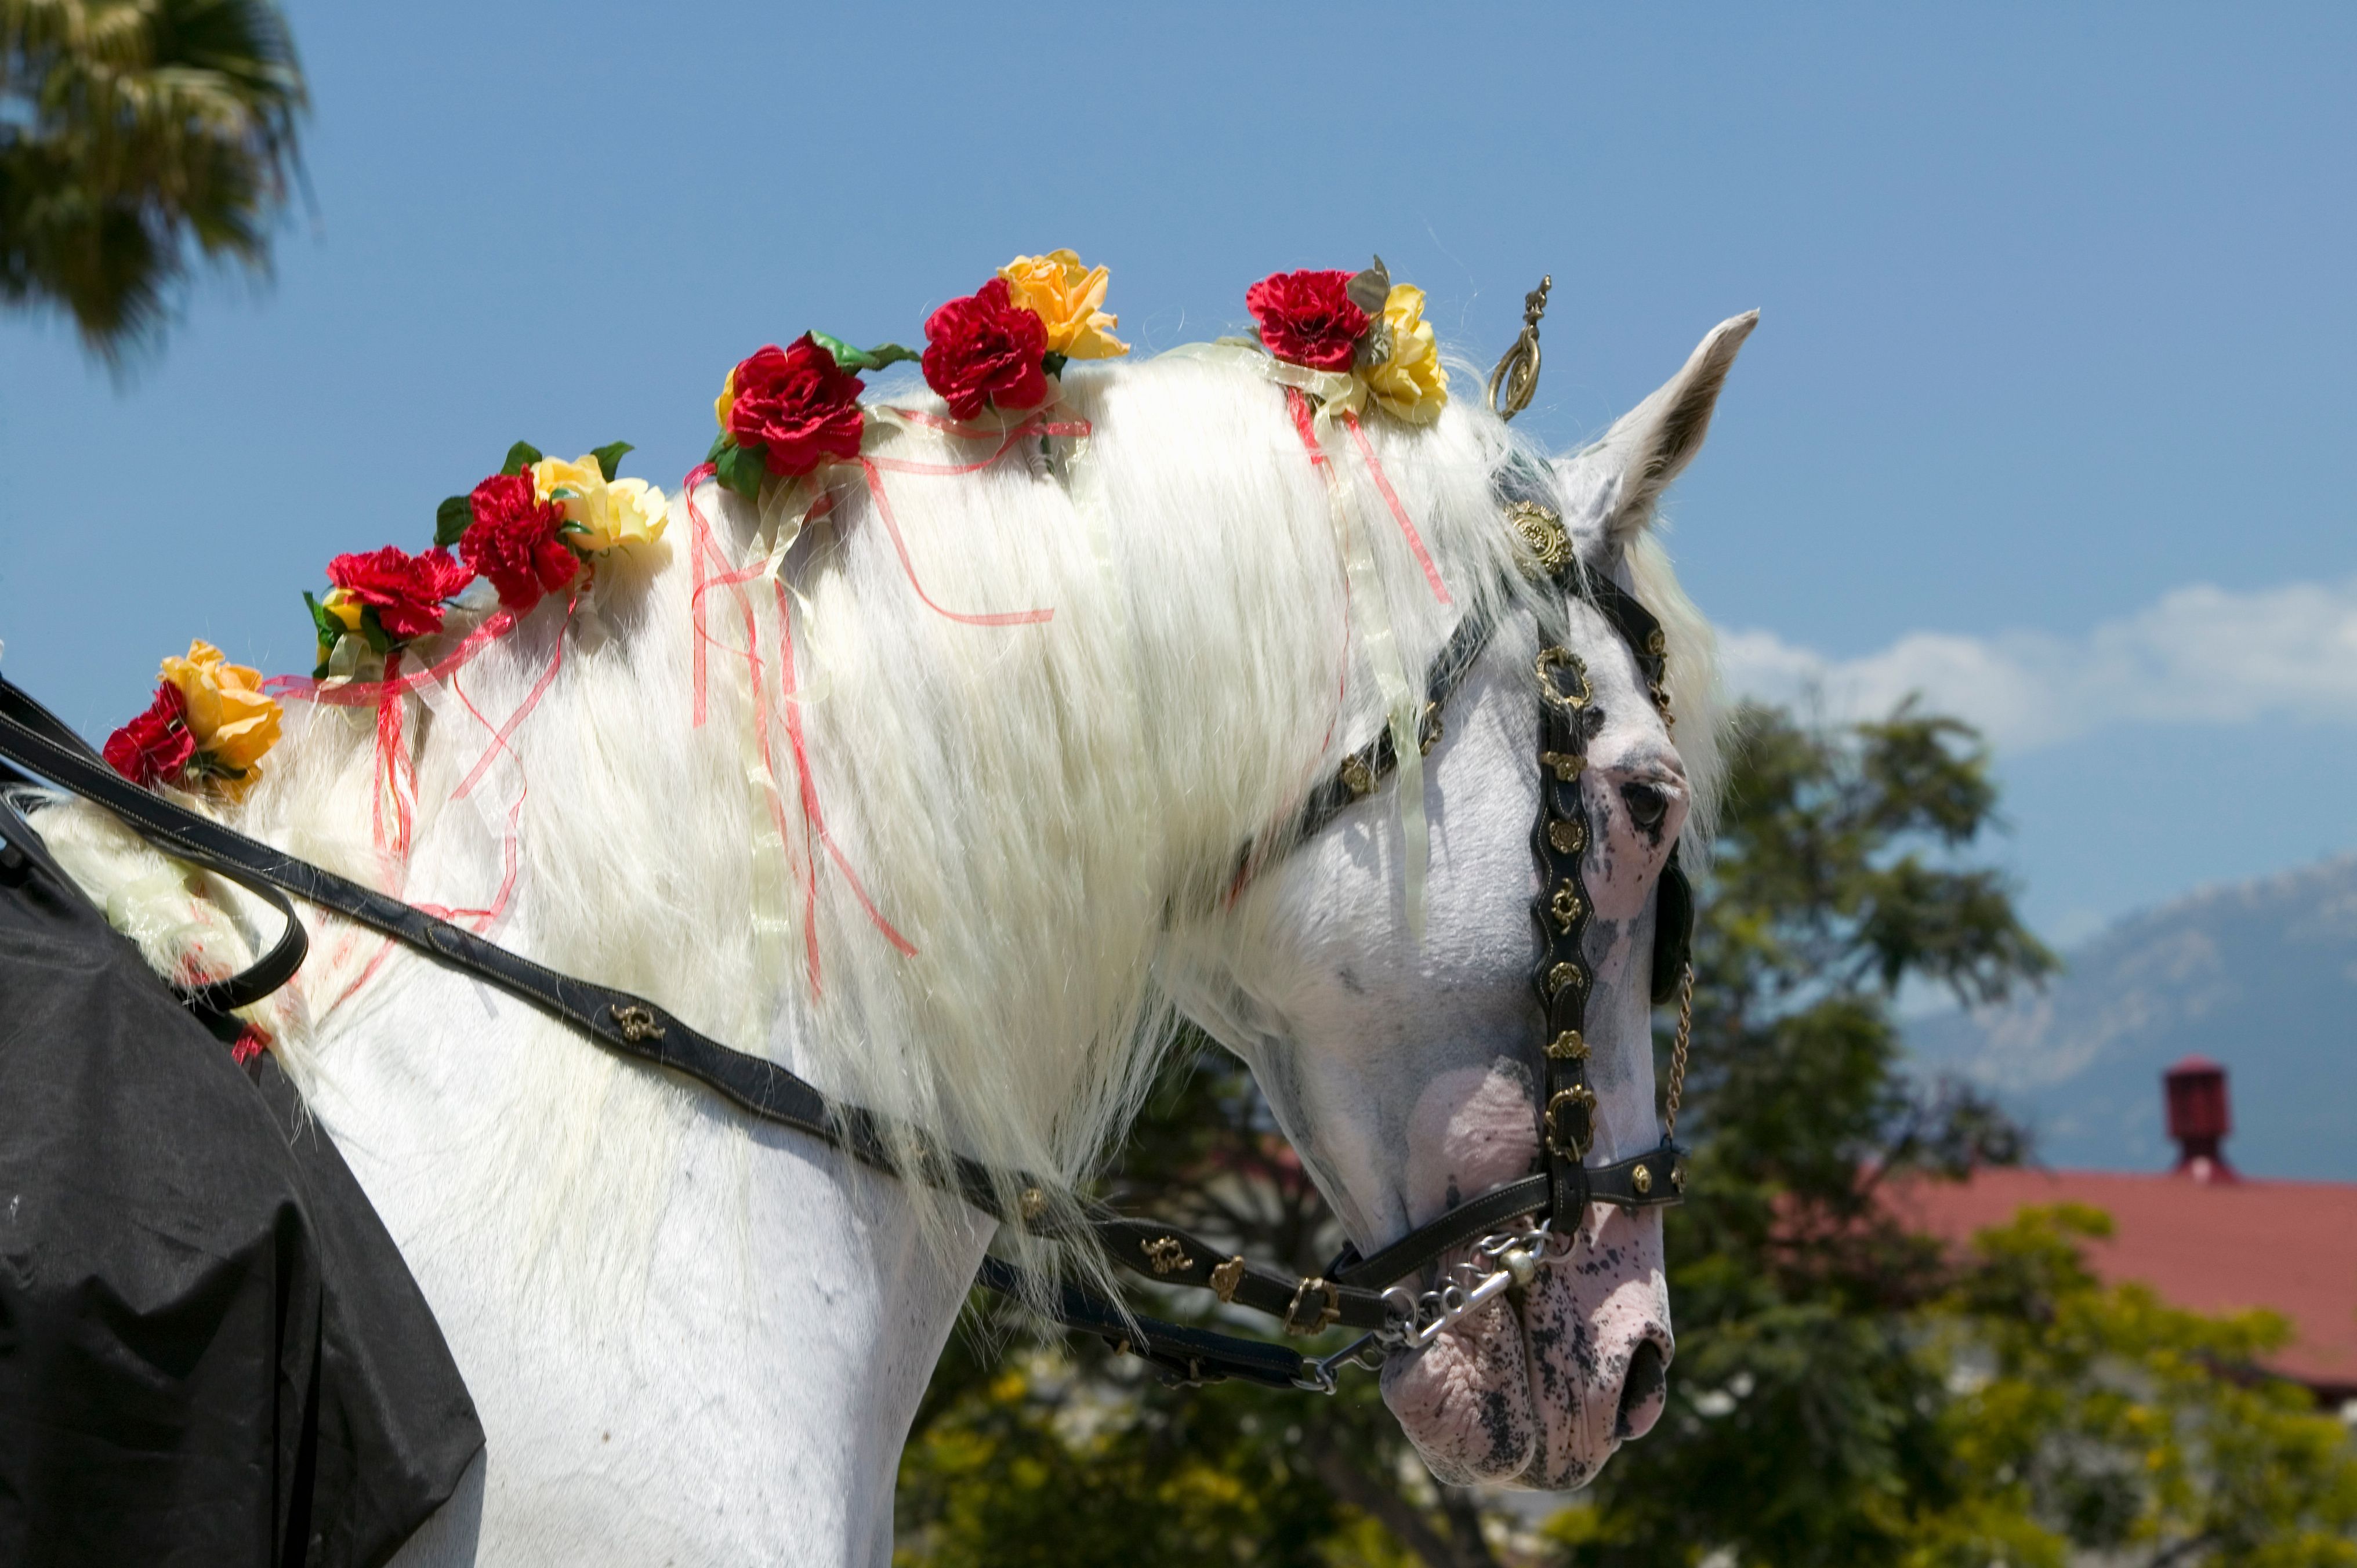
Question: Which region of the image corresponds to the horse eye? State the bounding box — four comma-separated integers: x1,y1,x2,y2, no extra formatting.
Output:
1620,781,1670,831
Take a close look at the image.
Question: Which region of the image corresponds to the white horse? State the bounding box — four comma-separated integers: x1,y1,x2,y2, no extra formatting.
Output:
33,309,1752,1565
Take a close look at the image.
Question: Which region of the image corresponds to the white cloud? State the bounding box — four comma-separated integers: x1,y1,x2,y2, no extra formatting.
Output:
1722,578,2357,752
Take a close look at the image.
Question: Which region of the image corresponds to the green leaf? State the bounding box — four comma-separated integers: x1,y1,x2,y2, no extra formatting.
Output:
811,331,865,369
501,440,543,477
591,441,633,481
559,520,592,536
812,333,919,373
716,442,767,499
302,589,336,643
1040,351,1069,379
434,495,472,547
357,607,393,655
706,431,731,466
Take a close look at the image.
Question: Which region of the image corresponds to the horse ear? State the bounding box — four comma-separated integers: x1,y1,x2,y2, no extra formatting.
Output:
1561,311,1758,549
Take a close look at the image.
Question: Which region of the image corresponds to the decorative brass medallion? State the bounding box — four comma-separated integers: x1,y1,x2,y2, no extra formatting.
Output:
1018,1186,1049,1222
1534,646,1592,711
1670,1157,1688,1195
1631,1163,1653,1196
1546,1028,1587,1061
611,1004,666,1043
1339,754,1376,797
1539,750,1586,782
1209,1255,1246,1303
1506,500,1571,576
1141,1235,1192,1275
1550,880,1584,930
1548,817,1587,855
1546,960,1587,998
1646,628,1667,657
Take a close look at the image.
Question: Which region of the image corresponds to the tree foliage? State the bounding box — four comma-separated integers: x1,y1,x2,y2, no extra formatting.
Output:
0,0,306,362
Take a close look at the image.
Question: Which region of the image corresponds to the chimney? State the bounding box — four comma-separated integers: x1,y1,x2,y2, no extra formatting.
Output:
2164,1055,2238,1184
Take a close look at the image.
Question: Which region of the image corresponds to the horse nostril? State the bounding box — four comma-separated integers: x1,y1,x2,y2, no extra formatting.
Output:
1615,1339,1668,1439
1620,781,1670,832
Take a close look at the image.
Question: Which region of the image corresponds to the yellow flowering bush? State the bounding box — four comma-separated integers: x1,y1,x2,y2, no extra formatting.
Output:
1361,284,1448,423
530,454,668,553
159,639,282,785
998,249,1128,360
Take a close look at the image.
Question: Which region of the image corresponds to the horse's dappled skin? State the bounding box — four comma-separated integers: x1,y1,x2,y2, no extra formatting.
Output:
32,313,1749,1563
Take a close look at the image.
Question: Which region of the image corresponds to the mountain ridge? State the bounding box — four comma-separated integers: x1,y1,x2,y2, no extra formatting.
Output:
1905,853,2357,1181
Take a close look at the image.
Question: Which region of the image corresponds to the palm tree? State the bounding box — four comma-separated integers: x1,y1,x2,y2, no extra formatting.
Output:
0,0,307,365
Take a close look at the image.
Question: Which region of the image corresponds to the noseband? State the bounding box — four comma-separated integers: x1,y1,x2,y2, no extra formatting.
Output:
0,495,1696,1397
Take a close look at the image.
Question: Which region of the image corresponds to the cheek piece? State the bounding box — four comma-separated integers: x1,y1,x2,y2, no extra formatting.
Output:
0,492,1696,1399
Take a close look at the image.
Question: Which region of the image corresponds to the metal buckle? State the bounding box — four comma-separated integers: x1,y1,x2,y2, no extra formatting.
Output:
1545,1085,1597,1162
1284,1276,1341,1337
1535,647,1592,711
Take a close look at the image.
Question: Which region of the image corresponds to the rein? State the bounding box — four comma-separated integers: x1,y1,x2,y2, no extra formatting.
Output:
0,500,1694,1398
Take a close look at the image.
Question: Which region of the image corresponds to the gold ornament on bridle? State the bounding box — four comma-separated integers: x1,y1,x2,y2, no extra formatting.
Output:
1486,275,1552,422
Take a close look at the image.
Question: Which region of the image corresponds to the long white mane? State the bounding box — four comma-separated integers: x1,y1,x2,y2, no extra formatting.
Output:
30,348,1726,1276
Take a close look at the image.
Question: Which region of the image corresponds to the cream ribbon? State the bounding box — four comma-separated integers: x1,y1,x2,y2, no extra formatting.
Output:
1158,341,1430,938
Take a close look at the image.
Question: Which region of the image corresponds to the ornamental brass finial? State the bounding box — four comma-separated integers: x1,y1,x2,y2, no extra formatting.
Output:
1486,274,1552,423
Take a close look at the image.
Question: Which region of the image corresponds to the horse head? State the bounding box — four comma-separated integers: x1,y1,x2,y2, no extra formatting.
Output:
1163,311,1754,1489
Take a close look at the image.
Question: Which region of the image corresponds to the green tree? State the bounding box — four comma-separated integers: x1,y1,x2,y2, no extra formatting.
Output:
1560,700,2055,1567
1904,1205,2357,1568
0,0,306,362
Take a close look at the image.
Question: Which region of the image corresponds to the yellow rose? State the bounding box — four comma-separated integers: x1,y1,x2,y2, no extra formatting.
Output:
159,639,282,782
320,589,364,632
531,455,669,553
1362,284,1449,424
998,249,1129,360
715,365,739,433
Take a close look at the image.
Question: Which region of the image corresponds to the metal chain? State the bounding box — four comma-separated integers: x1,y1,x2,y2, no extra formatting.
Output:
1663,962,1695,1140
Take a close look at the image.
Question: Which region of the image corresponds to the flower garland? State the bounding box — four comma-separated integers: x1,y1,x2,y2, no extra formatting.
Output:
103,640,284,796
106,440,665,808
1243,255,1449,423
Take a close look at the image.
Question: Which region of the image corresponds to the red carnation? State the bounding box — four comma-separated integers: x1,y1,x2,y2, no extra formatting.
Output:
327,545,476,641
103,682,197,787
921,277,1050,420
461,473,578,613
728,335,868,477
1246,269,1369,372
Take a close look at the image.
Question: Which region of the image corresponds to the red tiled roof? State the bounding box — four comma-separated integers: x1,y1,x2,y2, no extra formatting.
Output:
1890,1168,2357,1396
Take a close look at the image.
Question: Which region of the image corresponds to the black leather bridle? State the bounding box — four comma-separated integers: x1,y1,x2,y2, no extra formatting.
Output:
0,496,1694,1396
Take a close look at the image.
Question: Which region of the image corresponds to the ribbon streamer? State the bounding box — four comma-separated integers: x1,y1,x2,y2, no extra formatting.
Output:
1285,387,1431,940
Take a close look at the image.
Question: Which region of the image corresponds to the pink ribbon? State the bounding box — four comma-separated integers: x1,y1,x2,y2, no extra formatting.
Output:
1343,411,1450,605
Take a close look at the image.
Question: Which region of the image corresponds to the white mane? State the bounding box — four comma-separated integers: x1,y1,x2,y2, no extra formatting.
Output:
30,348,1726,1280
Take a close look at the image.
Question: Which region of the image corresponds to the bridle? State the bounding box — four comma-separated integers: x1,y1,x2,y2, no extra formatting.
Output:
1068,485,1698,1391
0,436,1697,1402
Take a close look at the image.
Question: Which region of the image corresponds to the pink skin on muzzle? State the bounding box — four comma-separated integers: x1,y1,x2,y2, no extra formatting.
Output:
1379,1066,1673,1489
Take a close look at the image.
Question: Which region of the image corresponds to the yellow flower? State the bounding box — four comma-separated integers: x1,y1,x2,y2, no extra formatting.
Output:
715,365,739,433
1362,284,1449,424
530,455,669,553
998,248,1129,359
320,589,364,632
159,639,282,781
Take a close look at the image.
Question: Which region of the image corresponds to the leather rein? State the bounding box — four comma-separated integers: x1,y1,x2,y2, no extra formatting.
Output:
0,501,1694,1398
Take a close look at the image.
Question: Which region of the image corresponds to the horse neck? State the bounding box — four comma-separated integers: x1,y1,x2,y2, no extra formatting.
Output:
318,946,990,1562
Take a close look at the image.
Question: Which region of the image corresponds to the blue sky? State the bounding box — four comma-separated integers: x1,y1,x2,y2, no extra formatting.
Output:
3,2,2351,945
